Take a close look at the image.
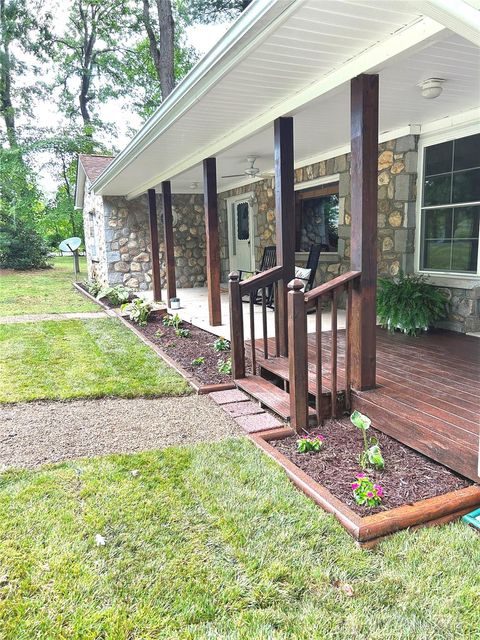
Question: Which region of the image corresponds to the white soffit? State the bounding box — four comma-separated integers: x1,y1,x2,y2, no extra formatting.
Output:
93,0,479,198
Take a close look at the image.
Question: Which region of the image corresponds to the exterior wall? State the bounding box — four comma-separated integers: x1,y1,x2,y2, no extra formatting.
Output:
83,190,207,292
82,185,109,287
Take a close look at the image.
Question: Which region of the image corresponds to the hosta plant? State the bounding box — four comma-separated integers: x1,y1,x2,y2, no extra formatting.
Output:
175,327,191,338
97,284,130,306
213,336,230,352
217,358,232,375
351,474,384,507
297,434,324,453
121,298,152,326
350,410,385,471
163,313,182,329
376,271,447,337
84,279,102,297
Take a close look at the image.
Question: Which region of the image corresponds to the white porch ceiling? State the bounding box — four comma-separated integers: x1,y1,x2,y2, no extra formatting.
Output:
93,0,480,198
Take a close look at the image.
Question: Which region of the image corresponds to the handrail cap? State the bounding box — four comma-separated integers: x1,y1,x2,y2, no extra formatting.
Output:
229,271,240,281
288,278,305,292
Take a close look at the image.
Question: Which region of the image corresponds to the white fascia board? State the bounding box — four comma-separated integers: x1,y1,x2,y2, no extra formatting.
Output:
92,0,299,194
125,17,447,200
74,158,86,210
418,0,480,45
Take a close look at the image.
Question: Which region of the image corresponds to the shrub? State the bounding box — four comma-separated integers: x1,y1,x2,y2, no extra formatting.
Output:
296,434,324,453
97,285,130,306
121,298,152,326
377,271,447,336
0,218,50,270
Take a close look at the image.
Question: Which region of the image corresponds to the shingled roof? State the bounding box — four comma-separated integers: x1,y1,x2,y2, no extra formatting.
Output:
79,154,115,183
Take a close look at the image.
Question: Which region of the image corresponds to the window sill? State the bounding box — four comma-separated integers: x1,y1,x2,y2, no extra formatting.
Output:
417,272,480,290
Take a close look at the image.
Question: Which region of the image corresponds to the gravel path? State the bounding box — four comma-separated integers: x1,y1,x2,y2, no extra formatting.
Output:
0,311,107,324
0,396,242,470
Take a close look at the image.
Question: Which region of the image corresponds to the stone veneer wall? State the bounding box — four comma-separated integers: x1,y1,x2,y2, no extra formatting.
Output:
84,192,207,291
82,185,109,286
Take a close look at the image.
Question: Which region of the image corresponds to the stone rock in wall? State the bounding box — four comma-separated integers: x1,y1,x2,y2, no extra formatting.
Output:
378,150,393,170
391,161,405,175
382,236,394,252
378,171,390,186
133,252,149,262
114,262,130,273
388,211,403,227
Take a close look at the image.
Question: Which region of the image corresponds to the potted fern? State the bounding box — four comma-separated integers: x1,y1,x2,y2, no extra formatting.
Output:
376,272,447,337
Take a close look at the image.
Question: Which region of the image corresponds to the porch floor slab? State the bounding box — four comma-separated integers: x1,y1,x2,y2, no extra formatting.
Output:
166,287,346,339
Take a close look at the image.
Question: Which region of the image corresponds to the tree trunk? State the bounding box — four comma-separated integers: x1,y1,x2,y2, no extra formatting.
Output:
156,0,175,99
0,0,18,148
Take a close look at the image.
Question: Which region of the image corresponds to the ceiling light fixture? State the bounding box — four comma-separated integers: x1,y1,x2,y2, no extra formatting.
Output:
419,78,445,99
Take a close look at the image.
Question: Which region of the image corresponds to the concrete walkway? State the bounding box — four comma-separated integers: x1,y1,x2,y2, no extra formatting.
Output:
0,311,108,324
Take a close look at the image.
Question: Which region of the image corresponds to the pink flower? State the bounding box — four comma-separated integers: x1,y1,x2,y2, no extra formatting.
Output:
356,473,366,479
317,435,324,441
366,491,374,498
351,483,360,490
374,484,384,497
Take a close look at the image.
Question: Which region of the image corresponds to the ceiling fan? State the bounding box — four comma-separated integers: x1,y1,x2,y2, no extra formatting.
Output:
221,155,272,180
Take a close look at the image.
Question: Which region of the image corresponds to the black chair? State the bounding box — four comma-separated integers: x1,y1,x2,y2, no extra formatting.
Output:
239,245,276,305
295,243,322,292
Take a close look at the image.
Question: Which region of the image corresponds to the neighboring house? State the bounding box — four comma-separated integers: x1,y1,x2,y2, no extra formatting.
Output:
75,0,480,334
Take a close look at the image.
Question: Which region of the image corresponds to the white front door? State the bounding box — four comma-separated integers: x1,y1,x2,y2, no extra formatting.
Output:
228,196,255,273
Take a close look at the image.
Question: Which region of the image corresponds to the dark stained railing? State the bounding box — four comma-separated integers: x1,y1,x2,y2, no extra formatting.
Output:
288,270,361,433
228,267,284,379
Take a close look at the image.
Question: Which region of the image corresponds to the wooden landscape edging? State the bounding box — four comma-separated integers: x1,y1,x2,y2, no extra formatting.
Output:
73,281,235,395
249,428,480,547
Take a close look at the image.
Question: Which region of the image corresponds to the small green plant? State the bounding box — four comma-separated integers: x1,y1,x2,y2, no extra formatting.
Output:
296,434,324,453
213,336,230,352
154,329,163,338
191,356,205,366
350,410,385,471
377,271,447,337
121,298,152,326
351,474,384,507
97,284,130,306
217,358,232,375
175,327,191,338
84,279,102,297
162,313,182,329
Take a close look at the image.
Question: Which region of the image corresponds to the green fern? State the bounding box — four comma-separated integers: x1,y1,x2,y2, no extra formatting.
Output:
376,272,447,337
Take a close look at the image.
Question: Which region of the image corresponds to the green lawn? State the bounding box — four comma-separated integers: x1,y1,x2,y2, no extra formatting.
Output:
0,438,478,640
0,256,98,316
0,318,190,402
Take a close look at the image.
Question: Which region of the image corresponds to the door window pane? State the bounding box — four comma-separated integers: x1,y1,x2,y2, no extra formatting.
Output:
425,140,452,176
454,134,480,171
236,202,249,240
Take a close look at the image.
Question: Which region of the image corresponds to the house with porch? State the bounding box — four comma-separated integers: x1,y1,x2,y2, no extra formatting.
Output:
76,0,480,484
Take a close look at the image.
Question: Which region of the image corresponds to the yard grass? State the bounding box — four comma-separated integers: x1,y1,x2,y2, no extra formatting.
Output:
0,318,190,402
0,438,478,640
0,256,98,316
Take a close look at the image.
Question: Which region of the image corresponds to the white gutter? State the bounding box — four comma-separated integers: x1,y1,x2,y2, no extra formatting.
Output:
92,0,299,194
418,0,480,45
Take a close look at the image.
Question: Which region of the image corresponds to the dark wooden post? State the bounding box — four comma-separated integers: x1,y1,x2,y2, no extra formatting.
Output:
161,180,176,303
350,74,379,390
228,271,245,379
203,157,222,326
147,188,162,301
274,117,295,356
288,279,308,433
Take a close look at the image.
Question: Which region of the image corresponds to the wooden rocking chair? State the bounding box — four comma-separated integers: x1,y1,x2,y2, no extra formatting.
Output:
238,245,276,305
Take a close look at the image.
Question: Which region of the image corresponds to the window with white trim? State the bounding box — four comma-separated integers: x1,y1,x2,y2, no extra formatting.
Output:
420,132,479,274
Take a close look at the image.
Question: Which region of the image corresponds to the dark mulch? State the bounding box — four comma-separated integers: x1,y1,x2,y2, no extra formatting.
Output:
271,418,472,516
138,317,234,385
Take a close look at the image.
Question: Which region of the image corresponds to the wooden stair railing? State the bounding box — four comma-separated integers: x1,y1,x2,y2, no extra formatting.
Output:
229,266,284,379
288,270,361,433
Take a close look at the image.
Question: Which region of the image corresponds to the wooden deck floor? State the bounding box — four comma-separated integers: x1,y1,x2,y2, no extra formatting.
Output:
254,328,480,482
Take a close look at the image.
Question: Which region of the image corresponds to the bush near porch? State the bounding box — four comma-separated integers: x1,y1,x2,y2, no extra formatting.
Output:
0,438,478,639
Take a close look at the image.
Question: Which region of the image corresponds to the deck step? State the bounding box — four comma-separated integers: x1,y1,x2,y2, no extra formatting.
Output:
258,356,345,399
235,374,316,422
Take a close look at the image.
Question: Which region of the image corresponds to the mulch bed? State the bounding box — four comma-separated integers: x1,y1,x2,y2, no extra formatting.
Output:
271,418,472,516
136,317,235,385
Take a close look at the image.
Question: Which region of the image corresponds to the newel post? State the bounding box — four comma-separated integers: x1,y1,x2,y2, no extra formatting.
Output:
228,271,245,379
288,279,309,433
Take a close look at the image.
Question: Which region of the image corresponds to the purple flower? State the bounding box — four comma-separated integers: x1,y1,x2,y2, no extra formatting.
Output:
366,491,374,498
351,482,360,490
374,484,384,497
